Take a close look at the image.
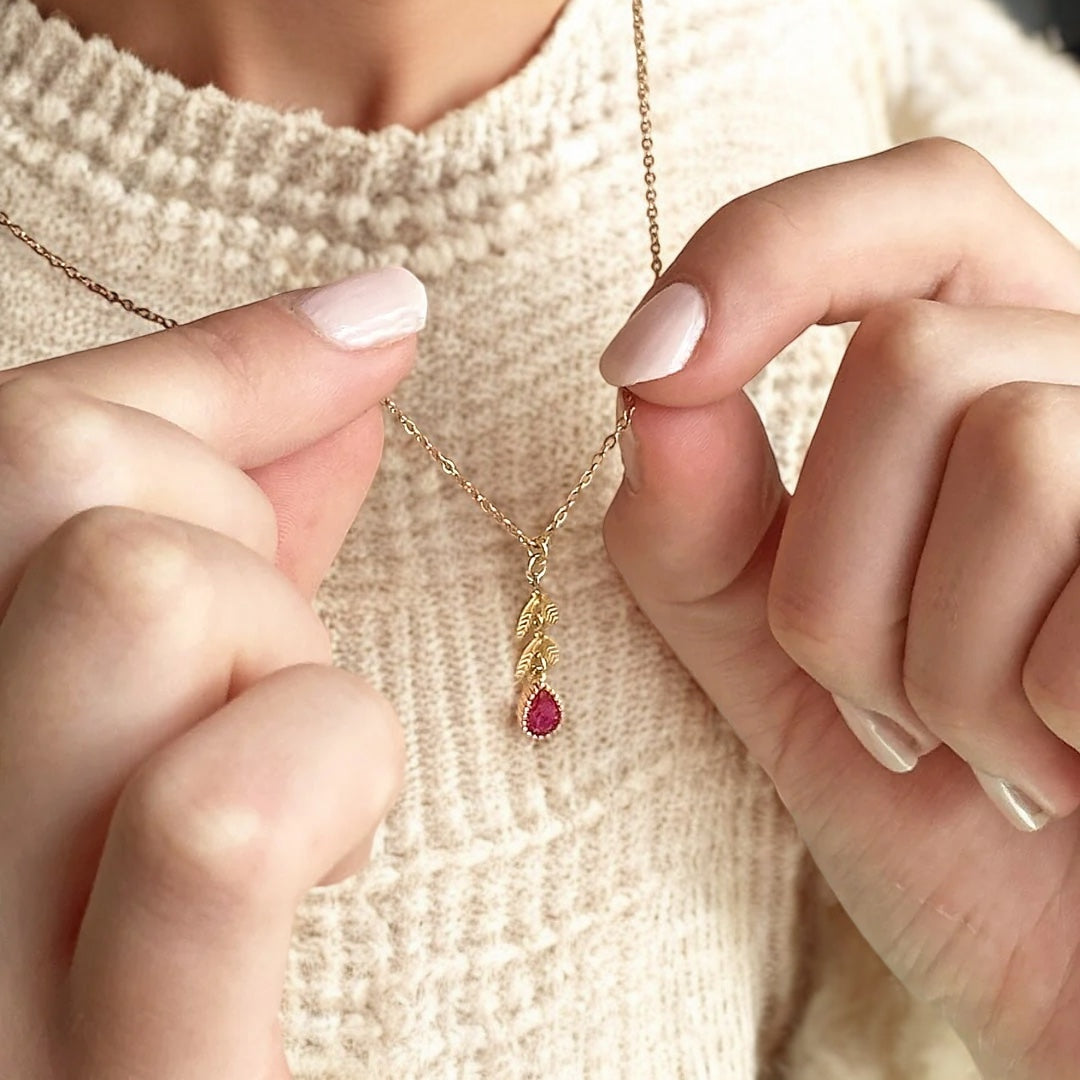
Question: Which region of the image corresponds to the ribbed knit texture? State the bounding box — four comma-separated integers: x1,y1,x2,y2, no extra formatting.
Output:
2,0,1080,1075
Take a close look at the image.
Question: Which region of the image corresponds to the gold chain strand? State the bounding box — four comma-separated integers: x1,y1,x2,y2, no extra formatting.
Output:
0,0,661,741
0,209,179,331
633,0,663,280
382,395,637,550
0,200,641,550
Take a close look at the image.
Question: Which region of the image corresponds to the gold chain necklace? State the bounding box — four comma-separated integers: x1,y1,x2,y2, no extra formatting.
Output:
0,0,662,741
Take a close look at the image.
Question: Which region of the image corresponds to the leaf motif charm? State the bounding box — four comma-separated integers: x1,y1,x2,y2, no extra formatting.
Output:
514,578,564,739
515,633,560,682
515,591,560,639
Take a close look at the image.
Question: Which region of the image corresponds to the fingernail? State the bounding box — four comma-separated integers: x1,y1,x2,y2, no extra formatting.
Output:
600,282,707,386
972,769,1053,832
297,266,427,348
833,696,937,774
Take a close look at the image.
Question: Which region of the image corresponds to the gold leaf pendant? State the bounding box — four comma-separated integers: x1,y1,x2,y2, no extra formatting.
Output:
515,539,563,739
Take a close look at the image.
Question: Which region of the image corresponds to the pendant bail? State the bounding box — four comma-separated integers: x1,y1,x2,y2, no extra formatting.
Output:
526,535,550,589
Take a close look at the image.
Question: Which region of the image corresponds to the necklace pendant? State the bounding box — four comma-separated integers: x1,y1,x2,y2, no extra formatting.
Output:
515,585,563,739
518,680,564,741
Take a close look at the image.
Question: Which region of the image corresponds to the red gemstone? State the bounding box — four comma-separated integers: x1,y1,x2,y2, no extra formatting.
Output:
524,687,562,738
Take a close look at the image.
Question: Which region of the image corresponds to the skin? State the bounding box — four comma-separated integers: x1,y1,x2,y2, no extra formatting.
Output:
603,140,1080,1078
5,4,1080,1077
0,292,417,1078
31,0,570,129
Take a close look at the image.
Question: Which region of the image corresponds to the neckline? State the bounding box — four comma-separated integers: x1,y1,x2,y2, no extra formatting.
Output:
0,0,629,231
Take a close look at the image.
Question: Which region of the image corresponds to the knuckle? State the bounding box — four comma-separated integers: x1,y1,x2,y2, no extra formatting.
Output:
115,665,404,909
901,663,968,735
230,474,282,564
768,586,911,716
766,589,853,693
0,375,130,501
908,136,996,182
365,688,406,797
250,485,281,555
954,382,1063,505
848,299,949,399
169,318,262,416
118,754,276,909
723,188,807,258
1023,652,1080,728
299,663,406,800
37,506,213,637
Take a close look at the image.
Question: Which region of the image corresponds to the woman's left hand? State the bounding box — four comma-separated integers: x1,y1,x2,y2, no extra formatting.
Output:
600,138,1080,1079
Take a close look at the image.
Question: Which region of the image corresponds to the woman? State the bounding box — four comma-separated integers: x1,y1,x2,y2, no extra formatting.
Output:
2,0,1080,1075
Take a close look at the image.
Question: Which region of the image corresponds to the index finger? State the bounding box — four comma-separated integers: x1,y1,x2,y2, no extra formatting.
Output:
3,266,427,469
601,139,1080,404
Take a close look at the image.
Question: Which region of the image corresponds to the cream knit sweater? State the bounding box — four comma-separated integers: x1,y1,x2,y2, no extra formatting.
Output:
3,0,1080,1076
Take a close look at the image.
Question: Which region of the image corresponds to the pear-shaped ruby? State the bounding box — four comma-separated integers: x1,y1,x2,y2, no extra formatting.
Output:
523,687,562,738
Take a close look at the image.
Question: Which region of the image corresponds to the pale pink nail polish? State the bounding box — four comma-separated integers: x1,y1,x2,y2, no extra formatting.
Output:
600,282,707,386
297,266,427,348
833,696,939,774
972,769,1053,832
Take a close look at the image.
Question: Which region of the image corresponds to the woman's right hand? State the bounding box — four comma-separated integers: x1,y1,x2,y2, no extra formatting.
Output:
0,267,426,1079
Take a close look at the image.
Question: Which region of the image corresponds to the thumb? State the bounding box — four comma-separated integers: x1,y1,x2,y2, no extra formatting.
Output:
247,409,387,599
604,392,863,814
11,266,427,593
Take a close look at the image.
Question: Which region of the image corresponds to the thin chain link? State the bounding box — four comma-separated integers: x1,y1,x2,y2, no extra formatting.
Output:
633,0,663,280
0,209,180,331
0,0,661,555
383,390,637,550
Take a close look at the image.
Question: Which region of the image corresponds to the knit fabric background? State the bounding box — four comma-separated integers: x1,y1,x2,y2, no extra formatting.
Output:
2,0,1080,1075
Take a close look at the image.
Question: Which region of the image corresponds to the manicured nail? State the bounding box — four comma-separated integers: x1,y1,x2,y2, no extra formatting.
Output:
600,282,707,386
972,769,1053,832
297,266,427,348
833,696,937,774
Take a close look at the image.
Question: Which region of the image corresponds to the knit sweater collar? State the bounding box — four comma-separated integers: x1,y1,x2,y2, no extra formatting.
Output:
0,0,635,263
